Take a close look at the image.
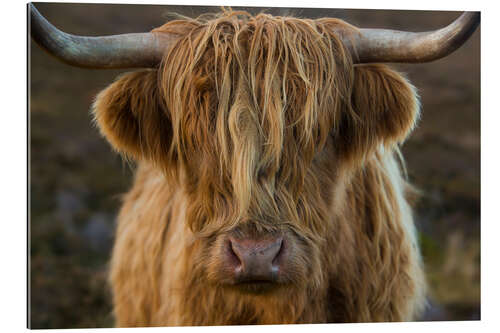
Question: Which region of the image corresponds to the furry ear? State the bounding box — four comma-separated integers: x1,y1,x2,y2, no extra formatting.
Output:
92,70,173,164
336,64,420,163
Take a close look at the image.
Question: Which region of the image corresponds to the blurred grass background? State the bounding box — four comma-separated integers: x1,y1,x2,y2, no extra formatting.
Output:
28,3,480,328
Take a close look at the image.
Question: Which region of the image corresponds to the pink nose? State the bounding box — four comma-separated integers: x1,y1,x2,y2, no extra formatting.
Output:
226,235,284,283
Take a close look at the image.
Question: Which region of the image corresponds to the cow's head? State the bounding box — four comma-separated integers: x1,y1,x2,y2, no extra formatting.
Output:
30,5,479,314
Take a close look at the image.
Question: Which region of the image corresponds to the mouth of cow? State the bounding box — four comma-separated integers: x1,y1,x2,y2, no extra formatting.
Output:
231,279,280,294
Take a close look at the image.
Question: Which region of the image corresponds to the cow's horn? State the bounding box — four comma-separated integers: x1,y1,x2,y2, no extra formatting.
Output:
29,4,175,69
345,12,480,63
30,4,479,67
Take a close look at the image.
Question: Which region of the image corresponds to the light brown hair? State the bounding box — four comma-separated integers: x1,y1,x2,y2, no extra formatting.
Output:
93,10,425,326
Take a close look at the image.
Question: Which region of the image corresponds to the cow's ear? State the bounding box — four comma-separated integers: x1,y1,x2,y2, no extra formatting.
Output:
336,64,420,162
92,70,173,163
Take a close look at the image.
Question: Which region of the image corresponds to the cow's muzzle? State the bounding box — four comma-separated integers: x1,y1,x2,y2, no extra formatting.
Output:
221,233,286,288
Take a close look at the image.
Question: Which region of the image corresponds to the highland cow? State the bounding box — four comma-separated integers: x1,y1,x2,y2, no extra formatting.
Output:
30,5,479,326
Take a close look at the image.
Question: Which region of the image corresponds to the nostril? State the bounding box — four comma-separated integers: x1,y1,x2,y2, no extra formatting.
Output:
271,237,284,267
225,239,243,270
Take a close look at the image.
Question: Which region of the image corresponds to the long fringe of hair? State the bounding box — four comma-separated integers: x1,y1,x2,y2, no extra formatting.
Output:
92,9,426,326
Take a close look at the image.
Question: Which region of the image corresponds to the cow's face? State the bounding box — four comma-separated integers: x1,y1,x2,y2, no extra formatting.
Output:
93,13,420,298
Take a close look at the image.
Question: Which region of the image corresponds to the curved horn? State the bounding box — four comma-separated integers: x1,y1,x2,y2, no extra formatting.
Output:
29,4,175,69
345,12,480,64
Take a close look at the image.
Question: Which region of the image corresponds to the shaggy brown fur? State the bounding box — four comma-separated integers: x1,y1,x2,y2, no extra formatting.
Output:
93,10,426,326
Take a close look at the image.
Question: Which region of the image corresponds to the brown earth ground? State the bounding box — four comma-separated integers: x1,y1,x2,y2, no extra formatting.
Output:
29,3,480,328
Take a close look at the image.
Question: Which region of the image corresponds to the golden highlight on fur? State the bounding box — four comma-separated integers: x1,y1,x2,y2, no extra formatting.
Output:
92,10,426,326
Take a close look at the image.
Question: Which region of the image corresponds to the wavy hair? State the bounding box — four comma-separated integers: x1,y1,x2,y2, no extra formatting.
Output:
93,9,426,326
